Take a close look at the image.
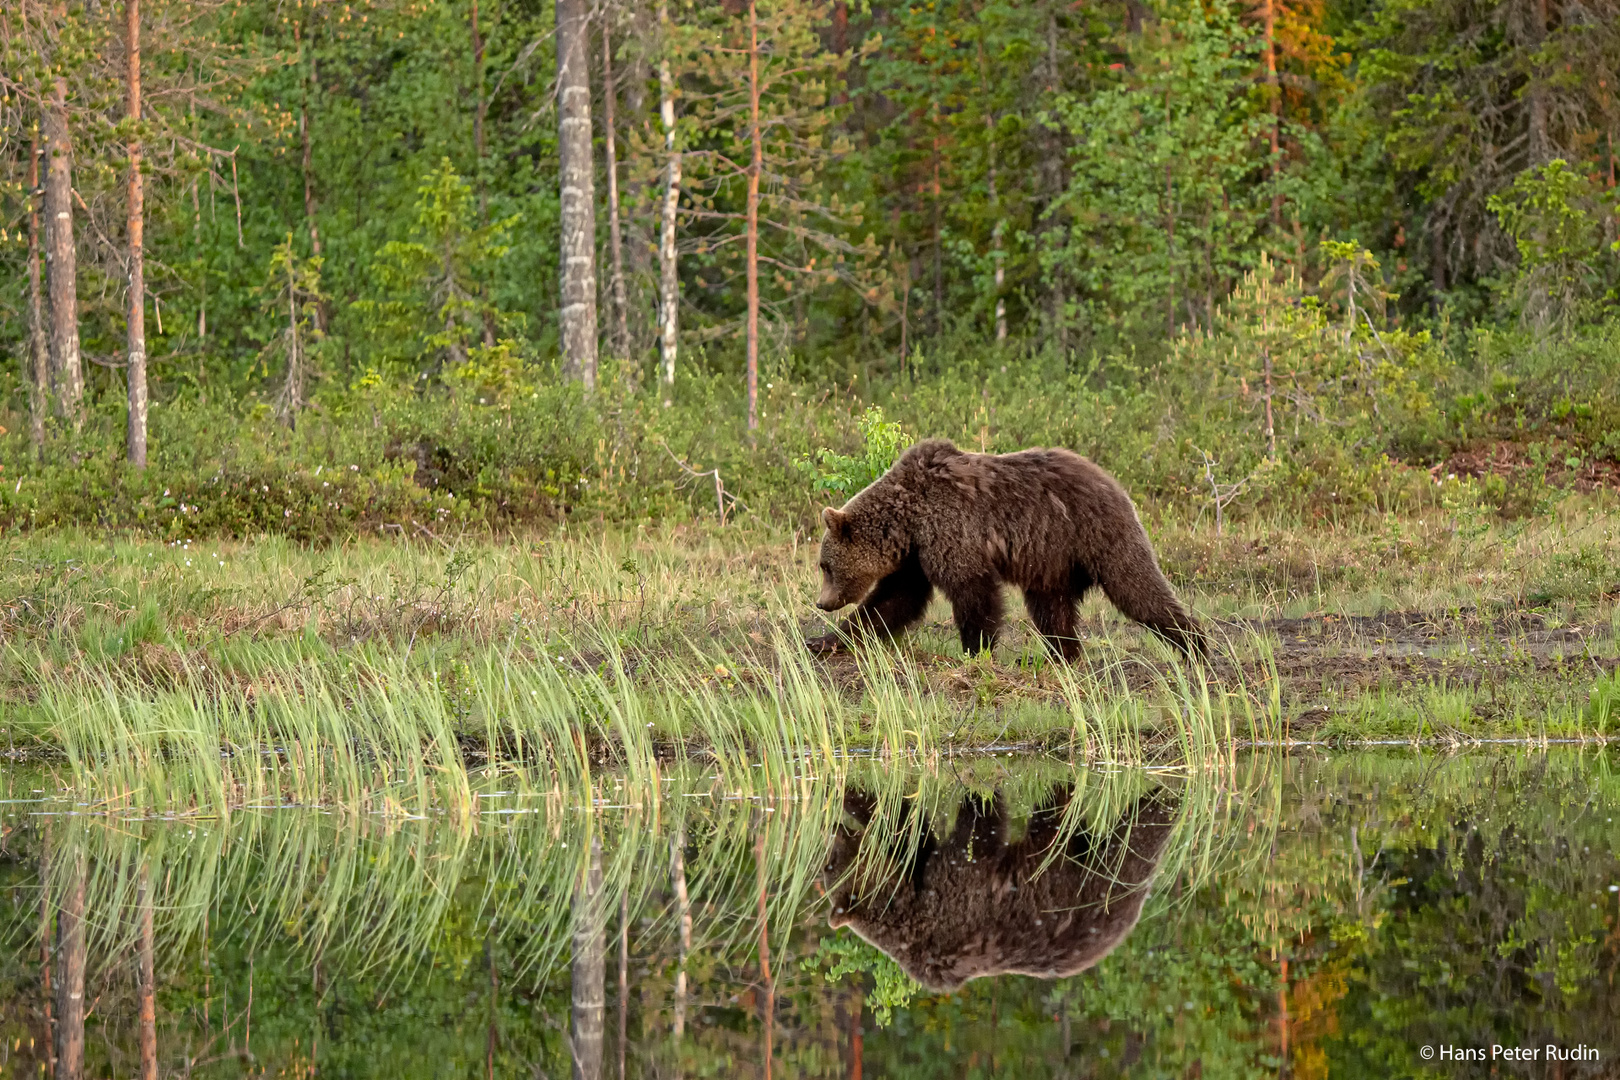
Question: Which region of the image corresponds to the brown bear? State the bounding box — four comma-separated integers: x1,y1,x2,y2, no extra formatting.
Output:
822,785,1179,992
813,439,1205,659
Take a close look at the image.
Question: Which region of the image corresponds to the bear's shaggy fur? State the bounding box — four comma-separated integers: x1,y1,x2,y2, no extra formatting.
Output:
822,786,1178,992
814,439,1204,658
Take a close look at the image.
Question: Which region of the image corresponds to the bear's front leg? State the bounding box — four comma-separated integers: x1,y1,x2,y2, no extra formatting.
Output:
947,577,1004,656
808,553,933,654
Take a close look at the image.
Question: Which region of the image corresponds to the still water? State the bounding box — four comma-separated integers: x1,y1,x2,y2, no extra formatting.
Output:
0,750,1616,1078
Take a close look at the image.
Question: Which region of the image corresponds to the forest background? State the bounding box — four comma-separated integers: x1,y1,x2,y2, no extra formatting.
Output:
2,0,1619,539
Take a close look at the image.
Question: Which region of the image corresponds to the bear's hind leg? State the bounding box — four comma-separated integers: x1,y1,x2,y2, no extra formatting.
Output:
1024,587,1081,660
947,577,1004,656
1101,550,1205,660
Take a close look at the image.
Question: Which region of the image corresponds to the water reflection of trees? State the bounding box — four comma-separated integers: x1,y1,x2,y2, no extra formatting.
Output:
0,752,1614,1077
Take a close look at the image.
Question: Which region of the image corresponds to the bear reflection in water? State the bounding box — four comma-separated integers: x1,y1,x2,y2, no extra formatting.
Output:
823,786,1179,993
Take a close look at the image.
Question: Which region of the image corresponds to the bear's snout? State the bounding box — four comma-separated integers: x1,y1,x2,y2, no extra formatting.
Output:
816,579,846,610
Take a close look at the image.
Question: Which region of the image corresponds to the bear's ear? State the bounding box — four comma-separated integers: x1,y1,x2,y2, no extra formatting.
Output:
821,507,849,536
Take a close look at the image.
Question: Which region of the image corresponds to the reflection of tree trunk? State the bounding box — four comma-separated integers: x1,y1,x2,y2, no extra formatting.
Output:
39,827,55,1077
657,1,681,396
670,827,690,1038
848,987,862,1080
1277,956,1291,1074
25,129,48,452
44,76,84,426
126,0,149,469
556,0,599,389
138,868,156,1080
54,849,85,1080
617,891,629,1080
755,828,773,1080
571,838,605,1080
485,934,498,1080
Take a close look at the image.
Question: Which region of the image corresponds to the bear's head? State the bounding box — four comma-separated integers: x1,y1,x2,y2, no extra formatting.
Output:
815,506,900,610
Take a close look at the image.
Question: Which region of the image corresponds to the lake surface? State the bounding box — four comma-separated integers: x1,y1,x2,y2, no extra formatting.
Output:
0,749,1615,1078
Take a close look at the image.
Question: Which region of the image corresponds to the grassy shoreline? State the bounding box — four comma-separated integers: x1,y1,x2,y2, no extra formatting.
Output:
2,501,1617,796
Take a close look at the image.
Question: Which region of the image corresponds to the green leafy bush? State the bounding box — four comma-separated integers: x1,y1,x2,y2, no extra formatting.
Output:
803,929,923,1028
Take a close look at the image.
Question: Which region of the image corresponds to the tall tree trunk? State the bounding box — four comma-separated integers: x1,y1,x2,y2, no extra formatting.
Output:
1527,0,1550,164
670,827,690,1038
26,129,49,451
1039,6,1069,357
1164,154,1175,338
977,31,1004,341
471,0,496,346
602,16,630,360
658,1,682,398
931,112,943,336
557,0,599,389
126,0,149,468
296,20,334,342
745,0,762,432
1263,0,1281,229
570,838,605,1080
44,81,83,426
54,849,85,1080
472,0,487,187
280,256,303,424
137,867,156,1080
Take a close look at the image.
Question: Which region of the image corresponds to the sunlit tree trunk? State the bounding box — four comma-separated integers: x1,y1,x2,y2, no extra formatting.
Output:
571,837,604,1080
25,129,49,451
137,867,156,1080
126,0,149,468
44,76,84,426
670,827,690,1038
54,849,85,1080
744,0,762,432
557,0,599,389
1262,0,1281,229
658,2,681,397
602,16,629,360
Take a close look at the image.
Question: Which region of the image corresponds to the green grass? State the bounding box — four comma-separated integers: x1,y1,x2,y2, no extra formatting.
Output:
1,501,1616,800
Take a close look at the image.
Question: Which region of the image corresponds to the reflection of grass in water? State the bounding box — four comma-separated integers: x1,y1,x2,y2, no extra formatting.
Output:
19,755,1278,1000
25,621,1282,812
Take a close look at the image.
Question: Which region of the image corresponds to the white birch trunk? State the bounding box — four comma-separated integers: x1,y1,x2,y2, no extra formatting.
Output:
126,0,149,467
43,80,83,426
557,0,598,389
658,2,681,397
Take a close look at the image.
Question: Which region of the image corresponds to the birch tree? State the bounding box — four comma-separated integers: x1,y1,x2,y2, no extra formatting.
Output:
125,0,148,467
658,0,682,397
556,0,598,388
